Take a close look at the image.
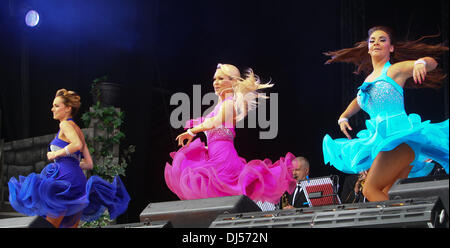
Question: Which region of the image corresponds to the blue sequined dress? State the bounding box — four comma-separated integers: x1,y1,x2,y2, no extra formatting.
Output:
323,62,449,177
8,119,130,227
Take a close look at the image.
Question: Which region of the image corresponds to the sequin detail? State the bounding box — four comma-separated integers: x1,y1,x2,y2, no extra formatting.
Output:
49,144,82,161
357,81,404,119
205,127,235,142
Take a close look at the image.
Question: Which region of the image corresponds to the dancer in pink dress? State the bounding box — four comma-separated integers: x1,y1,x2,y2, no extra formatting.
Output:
165,64,296,204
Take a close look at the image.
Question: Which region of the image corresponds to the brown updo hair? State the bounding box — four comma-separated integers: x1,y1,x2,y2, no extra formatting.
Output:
55,89,81,117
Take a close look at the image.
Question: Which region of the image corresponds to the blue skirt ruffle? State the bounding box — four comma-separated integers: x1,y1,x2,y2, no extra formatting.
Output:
81,176,130,222
323,113,449,177
8,163,130,227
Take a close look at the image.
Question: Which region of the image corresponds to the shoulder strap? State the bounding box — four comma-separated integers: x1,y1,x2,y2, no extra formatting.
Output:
381,61,392,76
380,61,404,96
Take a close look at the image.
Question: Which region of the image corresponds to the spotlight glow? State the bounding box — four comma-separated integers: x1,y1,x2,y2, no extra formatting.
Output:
25,10,40,27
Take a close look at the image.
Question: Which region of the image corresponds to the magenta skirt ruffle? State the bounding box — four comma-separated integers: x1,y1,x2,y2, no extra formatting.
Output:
165,138,296,204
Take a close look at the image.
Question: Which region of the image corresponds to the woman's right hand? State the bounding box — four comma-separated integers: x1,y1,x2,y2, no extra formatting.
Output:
47,151,58,160
339,119,353,139
176,131,194,147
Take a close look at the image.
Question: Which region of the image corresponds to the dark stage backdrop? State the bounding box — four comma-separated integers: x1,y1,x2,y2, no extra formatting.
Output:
0,0,447,223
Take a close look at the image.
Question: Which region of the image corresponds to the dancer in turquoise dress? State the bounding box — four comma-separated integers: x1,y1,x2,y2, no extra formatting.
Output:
8,89,130,227
322,26,448,202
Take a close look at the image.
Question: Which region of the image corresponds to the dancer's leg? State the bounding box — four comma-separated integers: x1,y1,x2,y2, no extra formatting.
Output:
60,212,82,228
46,215,64,228
68,218,81,228
363,143,415,202
381,165,412,196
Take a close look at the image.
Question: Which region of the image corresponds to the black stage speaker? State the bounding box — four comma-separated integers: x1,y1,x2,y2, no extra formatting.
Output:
0,216,54,228
209,196,448,228
139,195,261,228
389,174,449,214
102,220,172,228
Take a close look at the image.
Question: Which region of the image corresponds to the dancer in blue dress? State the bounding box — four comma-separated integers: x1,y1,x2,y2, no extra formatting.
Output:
322,26,448,202
8,89,130,227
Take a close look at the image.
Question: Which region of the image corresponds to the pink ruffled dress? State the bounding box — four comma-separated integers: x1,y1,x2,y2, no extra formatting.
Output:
164,98,296,204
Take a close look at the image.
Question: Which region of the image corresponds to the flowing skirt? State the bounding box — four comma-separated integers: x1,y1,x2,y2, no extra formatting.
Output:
165,138,297,204
8,158,130,227
323,113,449,178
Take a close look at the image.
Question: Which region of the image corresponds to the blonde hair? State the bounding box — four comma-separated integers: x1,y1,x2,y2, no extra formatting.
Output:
217,64,273,121
55,89,81,117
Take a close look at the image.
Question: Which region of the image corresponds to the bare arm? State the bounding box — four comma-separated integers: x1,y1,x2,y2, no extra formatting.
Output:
390,57,438,87
47,121,93,170
78,130,93,170
340,97,361,120
338,98,361,139
190,100,235,133
79,144,93,170
47,121,83,160
176,100,235,147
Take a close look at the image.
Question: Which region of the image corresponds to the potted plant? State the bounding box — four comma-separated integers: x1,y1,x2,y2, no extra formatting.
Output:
90,76,122,107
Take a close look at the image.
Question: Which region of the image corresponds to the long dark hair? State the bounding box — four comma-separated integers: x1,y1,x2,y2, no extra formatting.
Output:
324,26,449,89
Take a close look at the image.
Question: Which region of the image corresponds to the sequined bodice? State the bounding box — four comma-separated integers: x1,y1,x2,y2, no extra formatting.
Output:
205,127,235,143
356,62,405,119
203,97,236,143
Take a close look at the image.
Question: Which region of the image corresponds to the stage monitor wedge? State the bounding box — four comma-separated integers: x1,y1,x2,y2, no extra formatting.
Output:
102,220,172,228
389,174,449,214
0,216,54,228
210,196,447,228
140,195,261,228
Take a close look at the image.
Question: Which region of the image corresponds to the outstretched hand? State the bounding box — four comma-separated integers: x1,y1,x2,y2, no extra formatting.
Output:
413,63,427,84
339,120,353,139
176,131,194,147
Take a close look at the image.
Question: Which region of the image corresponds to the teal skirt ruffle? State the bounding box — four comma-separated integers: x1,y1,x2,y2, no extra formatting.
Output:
323,113,449,177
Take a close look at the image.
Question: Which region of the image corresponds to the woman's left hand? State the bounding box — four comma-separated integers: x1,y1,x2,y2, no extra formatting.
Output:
47,151,58,160
413,62,427,84
176,132,194,147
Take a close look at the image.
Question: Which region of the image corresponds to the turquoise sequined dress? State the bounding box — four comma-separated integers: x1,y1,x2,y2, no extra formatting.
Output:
323,61,449,177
